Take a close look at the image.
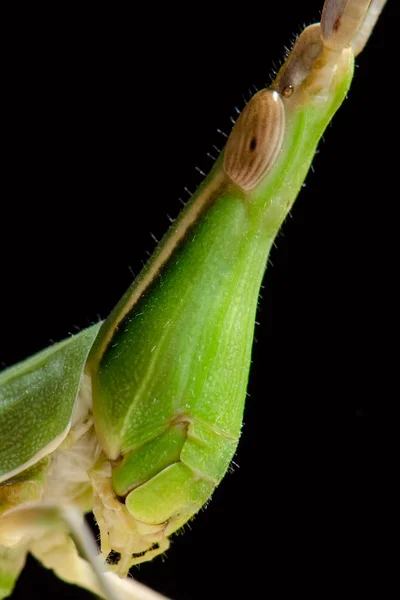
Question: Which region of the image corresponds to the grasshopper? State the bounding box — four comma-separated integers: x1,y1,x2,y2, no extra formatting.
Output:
0,1,389,598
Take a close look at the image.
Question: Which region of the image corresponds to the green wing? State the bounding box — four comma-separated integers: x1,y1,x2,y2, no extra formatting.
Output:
0,323,100,481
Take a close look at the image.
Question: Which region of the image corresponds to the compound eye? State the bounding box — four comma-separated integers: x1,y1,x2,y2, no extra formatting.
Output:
224,89,285,191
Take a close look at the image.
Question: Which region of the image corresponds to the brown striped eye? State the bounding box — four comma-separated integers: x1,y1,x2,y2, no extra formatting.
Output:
223,89,285,191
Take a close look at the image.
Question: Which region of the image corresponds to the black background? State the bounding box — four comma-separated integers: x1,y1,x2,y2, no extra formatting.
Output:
1,1,396,598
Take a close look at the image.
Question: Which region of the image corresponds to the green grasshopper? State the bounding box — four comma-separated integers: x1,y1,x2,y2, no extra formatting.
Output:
0,1,388,598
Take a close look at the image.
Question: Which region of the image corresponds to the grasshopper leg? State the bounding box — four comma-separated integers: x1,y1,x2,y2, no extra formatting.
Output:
0,504,169,599
0,543,28,600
